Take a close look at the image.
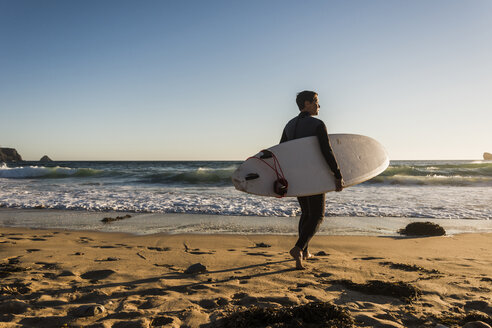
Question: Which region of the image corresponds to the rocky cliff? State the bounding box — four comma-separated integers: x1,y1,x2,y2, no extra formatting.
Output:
484,152,492,160
40,155,53,162
0,148,23,162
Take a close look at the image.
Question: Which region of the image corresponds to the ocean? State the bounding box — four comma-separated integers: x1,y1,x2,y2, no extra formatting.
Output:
1,160,491,235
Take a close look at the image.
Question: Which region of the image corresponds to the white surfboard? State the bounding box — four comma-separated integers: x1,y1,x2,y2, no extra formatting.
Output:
232,134,389,197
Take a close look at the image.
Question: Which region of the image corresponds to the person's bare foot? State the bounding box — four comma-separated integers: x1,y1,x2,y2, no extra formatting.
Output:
289,246,304,270
302,250,314,260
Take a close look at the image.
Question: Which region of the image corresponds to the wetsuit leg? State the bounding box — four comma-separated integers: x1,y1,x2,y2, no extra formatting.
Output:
295,193,325,251
297,196,310,251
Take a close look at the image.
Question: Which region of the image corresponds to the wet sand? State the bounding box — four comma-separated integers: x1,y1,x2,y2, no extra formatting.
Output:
1,227,492,327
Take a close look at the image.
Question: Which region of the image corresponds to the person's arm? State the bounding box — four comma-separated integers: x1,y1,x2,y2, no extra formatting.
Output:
280,129,288,143
316,123,343,191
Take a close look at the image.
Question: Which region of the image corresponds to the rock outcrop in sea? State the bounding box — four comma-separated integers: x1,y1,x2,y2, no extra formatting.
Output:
484,152,492,160
39,155,53,162
0,147,22,162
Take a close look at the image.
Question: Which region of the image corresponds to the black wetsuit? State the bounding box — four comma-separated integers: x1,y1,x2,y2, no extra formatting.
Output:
280,111,342,252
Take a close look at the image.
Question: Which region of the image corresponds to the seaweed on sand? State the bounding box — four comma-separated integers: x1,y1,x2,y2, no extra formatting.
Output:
0,262,29,279
0,281,31,295
379,261,441,274
101,214,132,223
331,279,422,303
218,302,353,328
398,222,446,236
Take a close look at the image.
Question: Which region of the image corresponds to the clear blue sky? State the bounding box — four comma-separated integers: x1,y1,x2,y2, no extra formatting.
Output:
1,0,491,160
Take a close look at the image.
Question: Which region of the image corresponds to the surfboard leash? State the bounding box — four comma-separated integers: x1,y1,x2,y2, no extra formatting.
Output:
247,150,288,197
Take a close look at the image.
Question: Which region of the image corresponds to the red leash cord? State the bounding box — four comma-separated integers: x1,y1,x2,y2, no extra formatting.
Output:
247,150,288,197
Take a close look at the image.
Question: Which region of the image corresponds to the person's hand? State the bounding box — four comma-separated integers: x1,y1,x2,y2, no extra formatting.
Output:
335,178,344,192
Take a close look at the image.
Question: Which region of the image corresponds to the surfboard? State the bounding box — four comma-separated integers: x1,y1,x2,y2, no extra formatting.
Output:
232,134,389,197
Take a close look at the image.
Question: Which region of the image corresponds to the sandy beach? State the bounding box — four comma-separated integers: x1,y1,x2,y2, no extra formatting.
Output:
1,226,491,327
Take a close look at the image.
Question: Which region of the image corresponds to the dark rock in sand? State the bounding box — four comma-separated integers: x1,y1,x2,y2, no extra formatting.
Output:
184,263,207,274
484,152,492,160
80,269,116,280
398,221,446,236
255,242,271,248
0,300,29,314
219,301,353,328
0,147,22,162
39,155,53,162
315,251,329,256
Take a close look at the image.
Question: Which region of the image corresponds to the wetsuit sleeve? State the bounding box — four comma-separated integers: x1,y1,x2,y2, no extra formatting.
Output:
316,123,342,179
280,129,288,143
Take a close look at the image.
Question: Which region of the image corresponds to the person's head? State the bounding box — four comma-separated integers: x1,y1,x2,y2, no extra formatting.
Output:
296,90,320,115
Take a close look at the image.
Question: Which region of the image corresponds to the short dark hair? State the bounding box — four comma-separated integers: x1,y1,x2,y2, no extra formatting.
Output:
296,90,317,110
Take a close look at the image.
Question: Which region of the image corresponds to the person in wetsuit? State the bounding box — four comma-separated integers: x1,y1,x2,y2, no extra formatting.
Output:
280,90,343,270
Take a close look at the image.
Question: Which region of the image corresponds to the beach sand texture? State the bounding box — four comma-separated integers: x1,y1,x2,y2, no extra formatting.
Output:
1,227,492,327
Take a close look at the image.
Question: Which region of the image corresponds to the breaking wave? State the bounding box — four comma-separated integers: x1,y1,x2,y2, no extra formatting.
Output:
0,164,103,179
367,161,492,186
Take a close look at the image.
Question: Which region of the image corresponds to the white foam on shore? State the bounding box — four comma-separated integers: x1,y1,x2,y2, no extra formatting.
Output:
1,178,491,219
